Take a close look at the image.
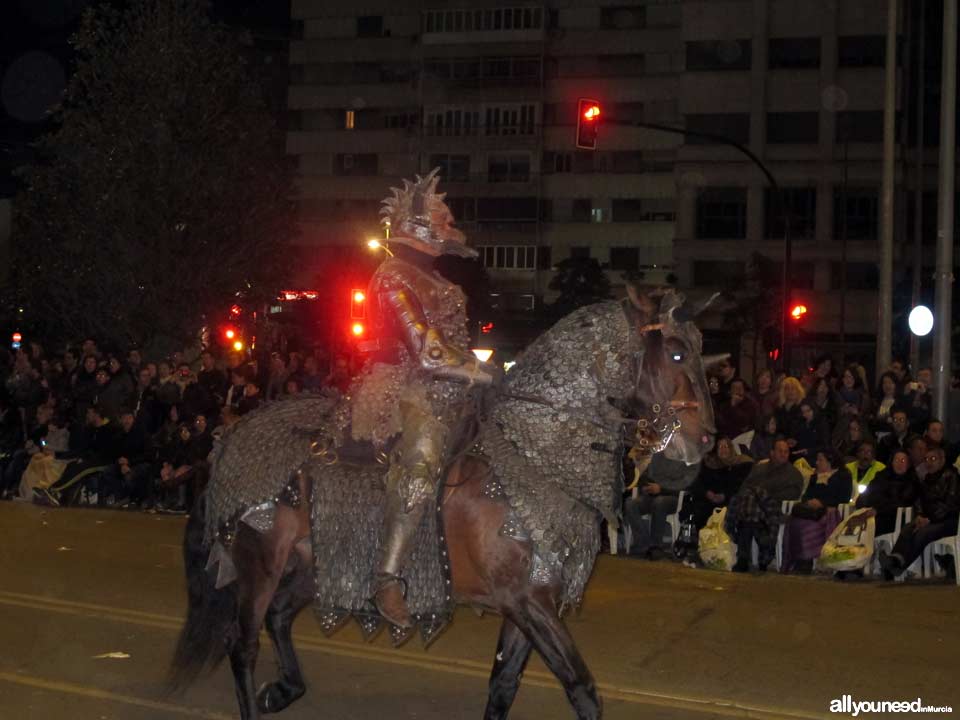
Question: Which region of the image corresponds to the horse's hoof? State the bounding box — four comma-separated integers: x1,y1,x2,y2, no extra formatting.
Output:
256,681,305,714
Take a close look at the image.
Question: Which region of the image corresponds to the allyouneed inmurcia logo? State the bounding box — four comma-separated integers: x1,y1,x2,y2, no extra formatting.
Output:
830,696,953,716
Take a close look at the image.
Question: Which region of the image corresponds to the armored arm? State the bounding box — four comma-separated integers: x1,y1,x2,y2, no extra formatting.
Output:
381,286,497,385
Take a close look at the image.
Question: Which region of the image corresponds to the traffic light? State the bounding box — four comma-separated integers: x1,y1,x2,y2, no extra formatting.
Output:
576,98,601,150
11,332,21,350
480,322,494,335
350,289,366,319
223,326,237,341
789,304,808,322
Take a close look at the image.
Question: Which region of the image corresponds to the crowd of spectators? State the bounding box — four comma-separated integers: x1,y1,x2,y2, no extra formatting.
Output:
623,353,960,582
0,339,349,513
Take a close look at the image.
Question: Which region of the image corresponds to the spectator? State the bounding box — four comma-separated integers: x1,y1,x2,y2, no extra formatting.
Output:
888,357,910,387
871,371,901,433
16,411,70,502
856,449,919,536
107,354,135,394
845,439,885,496
880,446,960,580
714,358,740,401
177,363,213,421
792,400,830,459
132,366,161,434
683,437,753,536
158,422,194,513
808,377,839,432
324,355,351,394
775,377,806,445
922,419,955,466
224,366,248,414
197,350,227,409
623,452,700,559
716,378,758,440
155,360,181,416
725,438,804,572
877,409,911,465
145,361,158,382
103,410,153,507
238,377,262,416
285,377,302,397
93,364,131,423
287,352,305,388
836,364,870,421
753,368,779,419
80,338,99,360
802,354,835,392
127,348,143,378
749,414,779,461
834,417,875,463
265,353,288,402
47,404,121,506
301,356,324,394
904,368,933,432
906,435,929,480
781,448,852,573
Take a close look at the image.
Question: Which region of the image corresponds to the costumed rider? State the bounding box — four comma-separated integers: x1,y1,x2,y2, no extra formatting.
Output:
357,169,497,629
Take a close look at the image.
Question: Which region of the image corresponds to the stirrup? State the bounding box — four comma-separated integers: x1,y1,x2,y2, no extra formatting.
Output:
374,572,409,598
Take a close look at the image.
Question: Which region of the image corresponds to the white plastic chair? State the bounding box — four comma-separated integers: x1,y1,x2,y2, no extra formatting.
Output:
867,506,911,578
922,515,960,584
731,430,754,455
616,488,686,555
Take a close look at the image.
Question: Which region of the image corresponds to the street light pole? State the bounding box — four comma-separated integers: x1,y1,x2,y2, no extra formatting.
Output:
933,0,957,422
877,0,897,375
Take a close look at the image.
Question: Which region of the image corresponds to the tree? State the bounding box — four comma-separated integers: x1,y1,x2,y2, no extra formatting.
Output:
11,0,293,353
721,252,782,371
547,257,611,316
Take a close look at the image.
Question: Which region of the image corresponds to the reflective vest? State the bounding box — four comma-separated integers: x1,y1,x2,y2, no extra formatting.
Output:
845,460,885,488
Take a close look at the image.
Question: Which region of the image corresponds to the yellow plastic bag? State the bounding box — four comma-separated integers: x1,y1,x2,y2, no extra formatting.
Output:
818,508,876,572
699,507,737,572
18,453,68,499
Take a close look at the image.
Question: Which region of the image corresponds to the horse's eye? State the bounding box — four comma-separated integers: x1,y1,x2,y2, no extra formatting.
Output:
671,352,685,363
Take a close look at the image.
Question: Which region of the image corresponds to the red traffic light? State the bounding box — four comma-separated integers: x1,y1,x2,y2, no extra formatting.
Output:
789,304,808,321
576,98,601,150
229,304,242,316
480,322,494,334
351,322,365,337
350,288,366,319
224,326,237,340
12,332,22,343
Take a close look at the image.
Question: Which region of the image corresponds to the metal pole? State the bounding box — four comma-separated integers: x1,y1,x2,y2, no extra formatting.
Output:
910,0,926,373
877,0,897,375
933,0,957,422
840,139,849,359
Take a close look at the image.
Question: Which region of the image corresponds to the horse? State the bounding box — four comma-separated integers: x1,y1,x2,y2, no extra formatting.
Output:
168,288,717,720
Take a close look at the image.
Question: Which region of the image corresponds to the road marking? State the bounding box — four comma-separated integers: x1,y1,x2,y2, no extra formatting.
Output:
0,670,233,720
0,590,830,720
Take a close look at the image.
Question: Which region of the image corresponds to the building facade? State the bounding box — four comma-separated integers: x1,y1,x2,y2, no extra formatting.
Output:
288,0,909,366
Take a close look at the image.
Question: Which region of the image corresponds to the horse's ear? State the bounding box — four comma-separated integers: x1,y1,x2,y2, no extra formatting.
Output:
625,284,658,325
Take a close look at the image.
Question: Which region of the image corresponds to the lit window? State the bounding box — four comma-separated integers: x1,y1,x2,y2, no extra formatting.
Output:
345,110,355,130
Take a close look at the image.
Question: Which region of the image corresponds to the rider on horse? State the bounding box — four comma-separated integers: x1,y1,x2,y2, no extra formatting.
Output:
353,169,497,628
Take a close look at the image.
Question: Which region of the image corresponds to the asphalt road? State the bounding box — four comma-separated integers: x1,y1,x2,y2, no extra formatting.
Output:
1,501,957,720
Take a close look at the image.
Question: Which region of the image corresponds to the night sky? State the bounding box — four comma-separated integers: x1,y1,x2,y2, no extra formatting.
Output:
0,0,289,196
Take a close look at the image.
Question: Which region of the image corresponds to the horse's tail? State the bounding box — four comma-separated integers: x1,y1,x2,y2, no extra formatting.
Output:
167,492,238,693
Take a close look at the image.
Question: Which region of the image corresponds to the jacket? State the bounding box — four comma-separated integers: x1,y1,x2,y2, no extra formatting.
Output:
915,467,960,523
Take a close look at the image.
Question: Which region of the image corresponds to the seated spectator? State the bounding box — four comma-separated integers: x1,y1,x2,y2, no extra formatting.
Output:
880,446,960,580
781,448,852,573
725,438,804,572
905,434,929,480
158,422,194,513
836,364,870,422
877,408,910,465
749,414,778,461
808,377,839,431
238,377,262,416
716,379,758,440
775,377,806,442
834,417,875,464
845,439,886,496
923,419,956,466
791,400,830,459
265,353,288,402
102,410,154,507
870,372,901,434
623,452,700,559
285,378,302,397
46,404,121,506
752,368,779,419
17,412,70,501
301,356,324,394
155,360,182,416
856,449,919,536
684,437,753,536
324,356,352,394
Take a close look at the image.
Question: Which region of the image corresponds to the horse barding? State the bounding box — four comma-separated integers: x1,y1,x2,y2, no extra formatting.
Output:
169,287,717,720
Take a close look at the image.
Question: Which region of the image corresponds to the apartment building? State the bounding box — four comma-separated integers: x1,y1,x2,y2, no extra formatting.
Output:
287,0,683,315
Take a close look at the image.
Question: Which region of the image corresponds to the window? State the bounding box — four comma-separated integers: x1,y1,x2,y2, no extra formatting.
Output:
571,198,593,223
685,40,752,71
693,261,745,287
570,246,590,259
601,6,646,29
597,54,646,76
612,197,676,221
484,104,536,135
771,262,816,290
838,36,885,67
685,114,750,145
424,7,542,33
487,154,530,182
831,262,878,290
768,38,821,69
611,199,645,222
425,107,480,136
696,188,747,239
476,197,538,221
479,245,538,270
836,112,885,142
344,110,355,130
333,153,377,176
765,187,817,239
767,112,819,143
609,247,639,271
833,187,879,240
427,56,540,84
446,197,476,222
429,154,470,181
543,151,572,173
384,111,418,130
356,15,383,37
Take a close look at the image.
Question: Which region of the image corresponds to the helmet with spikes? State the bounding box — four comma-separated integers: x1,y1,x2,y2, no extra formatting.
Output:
379,168,477,258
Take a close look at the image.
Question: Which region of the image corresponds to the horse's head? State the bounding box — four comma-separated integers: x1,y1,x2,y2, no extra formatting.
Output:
624,286,718,466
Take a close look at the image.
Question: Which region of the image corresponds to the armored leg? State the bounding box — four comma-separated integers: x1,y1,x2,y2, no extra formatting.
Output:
374,404,447,628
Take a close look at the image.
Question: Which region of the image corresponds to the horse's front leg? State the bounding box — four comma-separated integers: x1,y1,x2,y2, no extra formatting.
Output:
257,549,313,714
510,589,601,720
483,617,533,720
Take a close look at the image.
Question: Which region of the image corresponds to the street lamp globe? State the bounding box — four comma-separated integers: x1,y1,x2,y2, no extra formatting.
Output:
908,305,934,336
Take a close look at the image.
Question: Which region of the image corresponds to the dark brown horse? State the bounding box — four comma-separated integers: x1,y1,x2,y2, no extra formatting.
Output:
169,290,716,719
